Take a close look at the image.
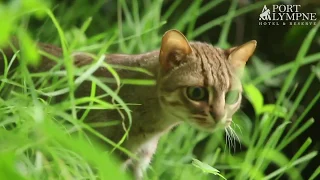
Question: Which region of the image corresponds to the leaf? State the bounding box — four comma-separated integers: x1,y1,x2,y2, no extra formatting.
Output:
309,166,320,180
311,64,320,80
192,158,226,180
244,84,264,115
21,0,48,18
0,152,26,180
0,8,14,46
260,104,287,118
17,30,40,66
265,151,318,180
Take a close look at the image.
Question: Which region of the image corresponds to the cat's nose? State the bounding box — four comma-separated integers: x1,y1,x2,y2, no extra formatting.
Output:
209,110,224,122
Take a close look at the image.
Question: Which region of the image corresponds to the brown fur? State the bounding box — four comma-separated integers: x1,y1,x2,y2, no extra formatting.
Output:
0,30,256,180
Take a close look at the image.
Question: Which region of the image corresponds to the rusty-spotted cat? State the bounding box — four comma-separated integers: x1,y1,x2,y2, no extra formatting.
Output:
1,29,257,180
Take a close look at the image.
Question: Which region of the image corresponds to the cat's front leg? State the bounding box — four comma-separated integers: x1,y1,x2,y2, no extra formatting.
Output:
132,138,158,180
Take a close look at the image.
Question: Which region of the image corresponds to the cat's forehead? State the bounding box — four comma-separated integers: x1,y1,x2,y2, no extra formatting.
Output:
188,42,235,90
190,42,227,61
160,42,241,92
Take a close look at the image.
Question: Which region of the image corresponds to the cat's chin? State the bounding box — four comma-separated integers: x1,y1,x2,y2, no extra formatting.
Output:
196,126,218,133
189,119,232,132
189,121,219,132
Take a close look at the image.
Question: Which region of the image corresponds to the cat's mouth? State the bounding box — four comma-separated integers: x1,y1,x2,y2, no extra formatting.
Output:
225,118,232,126
190,115,232,131
189,115,214,132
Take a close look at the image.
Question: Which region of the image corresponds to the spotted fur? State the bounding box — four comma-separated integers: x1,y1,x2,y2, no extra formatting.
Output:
1,30,256,180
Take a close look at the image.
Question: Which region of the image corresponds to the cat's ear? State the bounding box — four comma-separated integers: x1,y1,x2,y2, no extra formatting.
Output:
227,40,257,75
159,29,193,71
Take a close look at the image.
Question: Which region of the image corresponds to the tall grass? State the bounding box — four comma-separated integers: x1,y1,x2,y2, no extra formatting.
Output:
0,0,319,180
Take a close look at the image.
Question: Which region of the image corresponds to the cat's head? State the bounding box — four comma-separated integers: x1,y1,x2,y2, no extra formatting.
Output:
157,29,256,132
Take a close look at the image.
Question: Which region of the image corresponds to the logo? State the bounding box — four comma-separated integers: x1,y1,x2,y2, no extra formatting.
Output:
258,5,317,26
259,5,271,20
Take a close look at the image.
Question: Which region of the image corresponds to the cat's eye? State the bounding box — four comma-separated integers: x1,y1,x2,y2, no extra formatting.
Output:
186,87,208,101
225,90,240,104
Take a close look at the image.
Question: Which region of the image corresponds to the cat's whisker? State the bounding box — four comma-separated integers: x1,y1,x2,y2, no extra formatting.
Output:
226,128,232,153
224,127,232,154
231,127,241,144
226,128,230,153
231,126,240,152
229,129,234,153
232,121,243,135
229,126,242,151
224,129,228,155
230,127,237,153
233,124,243,151
226,127,235,153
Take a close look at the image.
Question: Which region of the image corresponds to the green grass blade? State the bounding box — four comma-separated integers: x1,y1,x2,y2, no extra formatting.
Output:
309,166,320,180
265,152,318,180
192,0,281,38
217,0,237,47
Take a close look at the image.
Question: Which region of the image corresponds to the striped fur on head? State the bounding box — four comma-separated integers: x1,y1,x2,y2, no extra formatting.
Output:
157,30,256,132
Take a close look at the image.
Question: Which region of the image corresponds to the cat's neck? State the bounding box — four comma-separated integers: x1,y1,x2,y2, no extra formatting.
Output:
103,50,181,136
106,50,160,72
71,50,161,81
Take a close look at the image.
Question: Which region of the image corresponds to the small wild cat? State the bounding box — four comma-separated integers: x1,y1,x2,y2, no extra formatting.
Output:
1,30,256,180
